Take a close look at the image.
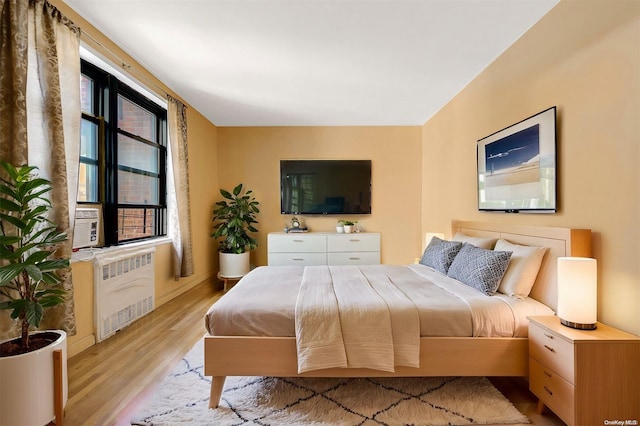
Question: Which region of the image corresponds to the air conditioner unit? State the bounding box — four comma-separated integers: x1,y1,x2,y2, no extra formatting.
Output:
73,208,100,249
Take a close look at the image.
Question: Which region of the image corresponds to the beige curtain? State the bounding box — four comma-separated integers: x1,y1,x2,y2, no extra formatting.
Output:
167,95,194,279
0,0,80,339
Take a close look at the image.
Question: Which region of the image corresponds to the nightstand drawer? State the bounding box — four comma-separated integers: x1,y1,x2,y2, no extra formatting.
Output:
529,323,575,383
530,357,575,425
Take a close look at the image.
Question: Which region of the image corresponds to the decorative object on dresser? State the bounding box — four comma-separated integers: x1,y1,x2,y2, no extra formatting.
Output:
267,232,380,266
528,315,640,426
287,216,308,233
557,257,597,330
338,219,358,233
211,184,260,278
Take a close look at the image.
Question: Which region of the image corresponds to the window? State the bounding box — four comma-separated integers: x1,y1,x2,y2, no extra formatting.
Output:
80,60,167,245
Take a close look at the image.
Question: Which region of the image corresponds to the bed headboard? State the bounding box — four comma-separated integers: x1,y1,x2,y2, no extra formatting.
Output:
450,220,591,312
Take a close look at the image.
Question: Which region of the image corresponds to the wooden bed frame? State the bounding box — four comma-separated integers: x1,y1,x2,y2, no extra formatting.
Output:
204,220,591,408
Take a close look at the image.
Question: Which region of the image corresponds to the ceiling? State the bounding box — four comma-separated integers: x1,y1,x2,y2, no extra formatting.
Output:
63,0,559,127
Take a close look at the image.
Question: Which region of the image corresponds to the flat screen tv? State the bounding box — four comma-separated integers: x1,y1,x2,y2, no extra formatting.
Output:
280,160,371,215
477,106,557,213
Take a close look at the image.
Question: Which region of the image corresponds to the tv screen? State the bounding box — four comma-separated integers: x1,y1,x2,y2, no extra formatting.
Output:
280,160,371,215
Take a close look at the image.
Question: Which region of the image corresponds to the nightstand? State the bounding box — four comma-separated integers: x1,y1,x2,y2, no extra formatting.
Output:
528,316,640,425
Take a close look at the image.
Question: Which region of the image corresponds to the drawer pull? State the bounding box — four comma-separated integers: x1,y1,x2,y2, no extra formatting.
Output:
544,333,554,339
544,370,552,378
293,240,304,243
292,258,305,261
544,345,555,353
349,239,360,242
349,257,361,261
544,386,553,396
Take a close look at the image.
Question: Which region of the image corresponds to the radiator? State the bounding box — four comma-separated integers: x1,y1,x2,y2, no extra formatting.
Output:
93,246,156,342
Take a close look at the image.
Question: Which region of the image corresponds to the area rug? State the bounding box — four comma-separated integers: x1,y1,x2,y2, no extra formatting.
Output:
131,338,529,425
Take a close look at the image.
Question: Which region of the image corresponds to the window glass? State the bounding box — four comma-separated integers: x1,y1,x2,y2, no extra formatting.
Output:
118,207,156,240
117,170,159,205
79,119,99,202
80,74,94,114
118,134,159,174
78,162,98,202
81,119,98,159
118,95,156,142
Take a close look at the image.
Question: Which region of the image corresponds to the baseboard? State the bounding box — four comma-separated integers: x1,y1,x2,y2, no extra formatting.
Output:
68,333,96,359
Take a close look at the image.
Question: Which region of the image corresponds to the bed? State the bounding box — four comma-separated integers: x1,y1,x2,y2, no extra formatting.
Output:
203,220,591,408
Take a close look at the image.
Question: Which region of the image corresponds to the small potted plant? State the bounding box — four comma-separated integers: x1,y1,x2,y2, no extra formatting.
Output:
335,221,345,233
338,219,358,234
0,162,70,426
211,184,260,278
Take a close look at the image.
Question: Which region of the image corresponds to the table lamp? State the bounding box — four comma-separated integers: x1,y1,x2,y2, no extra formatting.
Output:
557,257,597,330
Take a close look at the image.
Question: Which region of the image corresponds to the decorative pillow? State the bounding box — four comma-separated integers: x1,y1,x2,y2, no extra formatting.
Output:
495,239,547,298
419,236,464,274
447,243,512,295
452,232,498,249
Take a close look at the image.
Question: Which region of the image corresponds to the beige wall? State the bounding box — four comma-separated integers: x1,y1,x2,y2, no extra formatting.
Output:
52,1,220,357
217,127,422,266
422,1,640,335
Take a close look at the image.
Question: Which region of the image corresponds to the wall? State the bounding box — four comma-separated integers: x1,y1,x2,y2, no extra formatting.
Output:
217,127,422,266
52,0,220,357
422,1,640,335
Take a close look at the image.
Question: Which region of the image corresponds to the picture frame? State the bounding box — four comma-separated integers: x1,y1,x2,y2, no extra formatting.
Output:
477,106,557,213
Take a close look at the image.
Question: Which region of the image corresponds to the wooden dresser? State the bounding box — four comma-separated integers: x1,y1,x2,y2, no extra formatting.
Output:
528,315,640,425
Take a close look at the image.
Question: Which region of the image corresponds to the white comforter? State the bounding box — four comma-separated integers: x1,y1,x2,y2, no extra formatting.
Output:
295,265,420,373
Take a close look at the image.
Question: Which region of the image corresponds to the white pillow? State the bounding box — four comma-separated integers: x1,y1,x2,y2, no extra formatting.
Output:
452,232,497,249
495,239,547,298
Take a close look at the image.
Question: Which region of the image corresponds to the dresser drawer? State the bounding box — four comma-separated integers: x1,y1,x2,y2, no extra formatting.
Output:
529,323,575,383
267,252,326,266
530,357,575,425
327,233,380,252
328,251,380,265
268,234,327,253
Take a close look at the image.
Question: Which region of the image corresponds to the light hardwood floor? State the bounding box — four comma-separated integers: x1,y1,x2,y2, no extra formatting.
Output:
63,278,564,426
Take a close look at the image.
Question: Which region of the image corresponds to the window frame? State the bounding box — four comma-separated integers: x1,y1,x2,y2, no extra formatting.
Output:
80,59,168,246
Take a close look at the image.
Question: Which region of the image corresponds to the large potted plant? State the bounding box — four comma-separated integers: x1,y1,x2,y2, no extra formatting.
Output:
211,183,259,278
0,162,70,426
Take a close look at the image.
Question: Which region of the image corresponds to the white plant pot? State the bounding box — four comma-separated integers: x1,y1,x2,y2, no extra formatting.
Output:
344,225,354,234
0,330,68,426
336,226,344,233
219,251,250,278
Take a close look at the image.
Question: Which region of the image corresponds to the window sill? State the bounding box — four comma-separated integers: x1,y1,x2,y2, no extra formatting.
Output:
71,236,172,263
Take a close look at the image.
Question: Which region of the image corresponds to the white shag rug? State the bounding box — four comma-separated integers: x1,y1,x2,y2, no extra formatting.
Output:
131,338,529,426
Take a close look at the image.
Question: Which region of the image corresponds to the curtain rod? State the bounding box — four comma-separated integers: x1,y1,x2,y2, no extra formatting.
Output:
80,29,171,99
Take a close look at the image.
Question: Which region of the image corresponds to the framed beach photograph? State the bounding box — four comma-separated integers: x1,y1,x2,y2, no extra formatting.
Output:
477,106,557,213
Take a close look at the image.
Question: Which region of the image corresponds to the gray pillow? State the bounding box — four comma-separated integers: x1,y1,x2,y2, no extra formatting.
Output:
419,237,464,274
447,243,512,295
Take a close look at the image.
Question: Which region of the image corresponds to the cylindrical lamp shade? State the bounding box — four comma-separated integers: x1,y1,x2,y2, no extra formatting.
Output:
557,257,597,330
